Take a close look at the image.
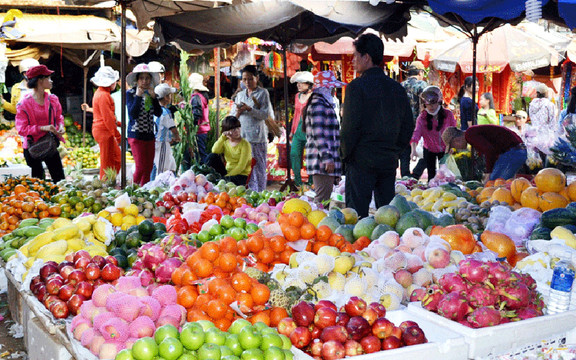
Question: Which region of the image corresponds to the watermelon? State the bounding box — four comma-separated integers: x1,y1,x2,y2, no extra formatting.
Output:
530,226,551,240
540,208,576,229
566,202,576,216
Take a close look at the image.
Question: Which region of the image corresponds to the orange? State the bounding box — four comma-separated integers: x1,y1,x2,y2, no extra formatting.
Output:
231,272,252,293
300,223,316,240
237,240,250,256
206,299,227,320
288,212,306,227
257,248,275,264
219,237,238,254
236,292,254,311
270,236,287,253
177,286,198,309
249,311,271,326
181,269,197,286
214,318,232,331
195,258,214,278
270,307,289,327
251,283,270,306
283,225,301,242
200,242,220,261
247,235,265,253
219,253,238,272
171,266,186,286
316,225,332,242
218,285,237,305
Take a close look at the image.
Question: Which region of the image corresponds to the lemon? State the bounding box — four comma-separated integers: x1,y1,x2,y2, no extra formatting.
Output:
120,223,131,231
123,215,137,227
124,204,139,217
110,213,124,227
136,215,146,224
98,210,111,220
307,210,327,227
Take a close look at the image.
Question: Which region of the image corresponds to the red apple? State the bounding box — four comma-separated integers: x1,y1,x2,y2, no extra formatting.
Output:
362,308,378,326
43,295,60,309
310,325,321,339
336,312,350,327
310,339,323,356
57,261,74,272
93,278,106,287
290,326,312,349
163,192,174,202
36,284,48,302
45,276,64,295
345,316,371,341
292,301,315,327
321,340,345,360
277,317,297,337
91,255,107,269
74,257,90,270
177,192,189,203
368,302,386,318
73,250,90,263
344,296,367,317
75,281,94,298
320,325,348,343
67,294,86,316
67,269,86,285
382,336,403,350
50,300,70,319
57,283,75,301
360,335,381,354
315,300,337,312
105,256,119,267
59,265,75,280
85,263,101,280
30,276,42,293
372,317,394,339
402,326,427,346
399,320,419,332
39,262,59,282
314,307,337,329
344,340,364,356
101,264,121,281
390,326,402,340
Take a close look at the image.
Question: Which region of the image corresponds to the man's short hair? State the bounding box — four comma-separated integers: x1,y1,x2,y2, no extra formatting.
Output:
353,33,384,66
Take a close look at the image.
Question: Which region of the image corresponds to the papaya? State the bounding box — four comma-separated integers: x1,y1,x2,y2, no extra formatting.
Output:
390,195,411,215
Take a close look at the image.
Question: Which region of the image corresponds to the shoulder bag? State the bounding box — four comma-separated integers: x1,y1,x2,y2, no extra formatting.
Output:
27,100,59,160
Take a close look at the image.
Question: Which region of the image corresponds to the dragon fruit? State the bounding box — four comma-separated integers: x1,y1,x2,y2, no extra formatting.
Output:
515,307,541,320
467,306,502,328
437,292,471,321
421,284,445,312
410,288,426,302
467,285,499,308
137,269,155,287
516,271,537,290
487,261,513,286
438,273,469,294
141,244,167,271
155,258,182,283
500,283,531,310
459,259,489,283
169,244,196,259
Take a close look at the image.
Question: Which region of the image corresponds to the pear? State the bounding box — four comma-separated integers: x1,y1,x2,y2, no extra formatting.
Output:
317,246,341,258
334,255,355,274
327,271,346,291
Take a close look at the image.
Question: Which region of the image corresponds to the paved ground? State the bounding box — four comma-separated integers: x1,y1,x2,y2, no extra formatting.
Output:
0,292,27,359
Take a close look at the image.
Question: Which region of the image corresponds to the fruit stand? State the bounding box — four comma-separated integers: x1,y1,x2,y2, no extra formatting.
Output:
2,166,576,360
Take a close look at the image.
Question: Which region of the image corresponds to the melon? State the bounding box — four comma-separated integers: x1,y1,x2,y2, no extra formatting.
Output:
352,217,377,240
371,224,393,240
374,205,400,228
334,225,355,243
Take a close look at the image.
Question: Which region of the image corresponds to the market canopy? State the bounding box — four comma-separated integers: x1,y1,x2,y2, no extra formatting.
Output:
154,0,412,51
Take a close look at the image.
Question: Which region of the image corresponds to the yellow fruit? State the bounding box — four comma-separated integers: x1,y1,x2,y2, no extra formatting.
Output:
98,210,111,220
35,240,68,259
110,213,124,227
520,187,540,210
52,217,73,229
539,192,569,211
490,188,514,205
282,198,312,215
136,215,146,224
124,204,139,217
534,168,566,193
123,215,136,227
567,182,576,202
52,224,81,241
66,238,85,252
307,210,327,227
25,232,55,256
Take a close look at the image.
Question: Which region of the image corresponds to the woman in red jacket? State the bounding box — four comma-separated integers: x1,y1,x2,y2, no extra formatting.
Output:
91,66,121,180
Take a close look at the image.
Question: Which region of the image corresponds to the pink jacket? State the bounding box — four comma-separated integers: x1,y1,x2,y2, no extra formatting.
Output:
191,92,211,135
15,93,64,149
411,109,457,153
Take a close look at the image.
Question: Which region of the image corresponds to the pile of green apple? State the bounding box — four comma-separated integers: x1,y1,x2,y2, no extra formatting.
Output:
116,319,294,360
193,215,260,243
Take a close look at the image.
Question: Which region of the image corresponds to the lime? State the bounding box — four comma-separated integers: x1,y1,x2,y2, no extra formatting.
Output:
75,202,85,211
154,222,167,232
114,230,128,246
197,230,211,243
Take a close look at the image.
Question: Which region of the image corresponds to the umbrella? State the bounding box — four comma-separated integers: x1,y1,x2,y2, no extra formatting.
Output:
154,0,412,190
432,24,560,74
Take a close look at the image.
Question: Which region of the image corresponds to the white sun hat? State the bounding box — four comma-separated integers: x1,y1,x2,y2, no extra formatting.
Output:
91,66,119,88
148,61,166,73
19,58,40,74
290,71,314,84
155,83,177,99
188,73,209,92
126,63,161,88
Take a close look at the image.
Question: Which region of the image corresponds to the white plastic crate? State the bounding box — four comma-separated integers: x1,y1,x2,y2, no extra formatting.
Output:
5,268,25,325
407,302,576,359
27,317,73,360
292,309,468,360
0,164,31,182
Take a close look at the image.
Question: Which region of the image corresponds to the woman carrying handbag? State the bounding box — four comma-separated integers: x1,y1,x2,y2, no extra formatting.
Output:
15,65,65,183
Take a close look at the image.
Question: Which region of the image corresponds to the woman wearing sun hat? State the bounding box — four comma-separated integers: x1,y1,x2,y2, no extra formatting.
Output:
91,66,121,180
126,63,162,185
289,71,314,187
303,70,344,203
189,73,211,164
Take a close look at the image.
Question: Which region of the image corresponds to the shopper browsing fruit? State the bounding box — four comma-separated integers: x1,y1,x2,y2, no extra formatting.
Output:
189,73,211,164
207,116,252,186
341,33,414,218
410,86,457,181
289,71,314,187
90,66,121,180
230,65,272,192
303,70,344,204
442,125,527,181
14,65,65,183
126,63,162,186
152,83,181,178
1,58,40,116
477,93,499,125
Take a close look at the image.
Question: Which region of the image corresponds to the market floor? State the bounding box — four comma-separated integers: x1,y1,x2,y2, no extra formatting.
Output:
0,292,27,359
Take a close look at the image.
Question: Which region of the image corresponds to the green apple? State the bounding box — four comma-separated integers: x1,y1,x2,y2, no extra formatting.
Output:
238,326,262,350
225,334,243,356
278,335,291,350
132,337,159,360
260,334,283,351
180,324,205,351
220,345,233,357
198,343,221,360
228,319,252,335
241,348,264,360
230,227,246,241
259,328,278,336
155,324,180,344
245,222,260,235
252,322,268,333
197,230,211,243
282,349,293,360
178,353,198,360
220,215,235,229
233,218,247,229
159,337,184,360
205,328,226,346
115,349,134,360
222,356,240,360
264,346,285,360
209,224,223,236
196,320,217,332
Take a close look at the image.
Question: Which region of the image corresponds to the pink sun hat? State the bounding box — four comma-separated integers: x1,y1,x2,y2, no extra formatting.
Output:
313,70,347,89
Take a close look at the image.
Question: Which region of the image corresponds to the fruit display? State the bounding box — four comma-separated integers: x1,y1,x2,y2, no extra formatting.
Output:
281,298,427,357
116,318,294,360
0,128,23,160
68,276,187,359
29,251,123,318
0,217,55,262
200,191,250,215
414,259,543,328
107,221,168,254
63,147,99,169
63,117,97,148
0,176,60,201
191,162,223,183
195,214,260,243
403,186,469,214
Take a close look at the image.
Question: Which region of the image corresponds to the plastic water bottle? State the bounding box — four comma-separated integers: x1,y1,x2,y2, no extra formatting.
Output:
548,251,575,315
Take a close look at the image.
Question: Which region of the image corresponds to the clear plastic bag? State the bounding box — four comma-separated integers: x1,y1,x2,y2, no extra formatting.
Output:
485,205,513,234
503,207,541,246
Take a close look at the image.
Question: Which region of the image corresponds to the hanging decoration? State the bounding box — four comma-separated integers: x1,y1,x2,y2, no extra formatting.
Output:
262,51,283,78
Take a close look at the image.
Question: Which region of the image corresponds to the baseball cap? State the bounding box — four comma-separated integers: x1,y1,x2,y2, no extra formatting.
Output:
26,65,54,79
154,83,177,99
408,61,425,71
442,126,464,153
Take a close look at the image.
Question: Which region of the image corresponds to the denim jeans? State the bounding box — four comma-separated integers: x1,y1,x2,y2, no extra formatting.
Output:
490,147,527,180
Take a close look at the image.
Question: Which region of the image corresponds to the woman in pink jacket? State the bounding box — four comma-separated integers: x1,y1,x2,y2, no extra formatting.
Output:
15,65,65,183
410,86,456,181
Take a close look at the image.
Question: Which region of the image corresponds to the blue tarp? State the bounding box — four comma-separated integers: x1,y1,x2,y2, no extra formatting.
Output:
559,0,576,29
428,0,550,24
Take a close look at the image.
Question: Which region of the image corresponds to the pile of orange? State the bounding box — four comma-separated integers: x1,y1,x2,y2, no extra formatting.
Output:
200,191,249,215
277,212,371,254
237,229,296,273
171,237,287,330
0,176,60,201
0,184,61,236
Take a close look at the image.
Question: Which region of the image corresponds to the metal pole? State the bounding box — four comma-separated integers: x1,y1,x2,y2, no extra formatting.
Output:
82,65,88,147
215,47,221,137
120,0,127,188
472,25,478,126
280,46,296,192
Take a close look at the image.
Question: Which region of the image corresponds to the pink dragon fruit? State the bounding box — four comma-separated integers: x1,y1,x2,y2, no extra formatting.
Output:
516,272,537,290
487,261,513,286
467,284,499,308
459,259,489,283
138,269,155,287
410,288,426,302
438,273,469,294
169,244,196,259
160,234,183,248
437,292,471,321
141,244,168,271
155,258,183,283
500,283,531,310
130,259,144,271
421,284,445,312
467,306,502,328
514,307,541,320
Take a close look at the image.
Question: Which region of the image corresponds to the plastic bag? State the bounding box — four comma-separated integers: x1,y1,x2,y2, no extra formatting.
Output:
485,205,513,234
503,207,541,246
442,154,462,178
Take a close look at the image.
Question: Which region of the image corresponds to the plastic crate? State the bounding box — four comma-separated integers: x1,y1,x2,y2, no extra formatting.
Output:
27,317,73,360
5,268,25,325
292,309,468,360
407,302,576,359
0,164,31,182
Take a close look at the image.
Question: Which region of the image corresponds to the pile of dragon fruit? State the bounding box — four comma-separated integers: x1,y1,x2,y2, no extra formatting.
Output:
412,259,543,328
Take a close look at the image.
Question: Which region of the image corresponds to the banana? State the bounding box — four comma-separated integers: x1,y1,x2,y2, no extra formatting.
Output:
35,239,68,260
25,232,55,256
